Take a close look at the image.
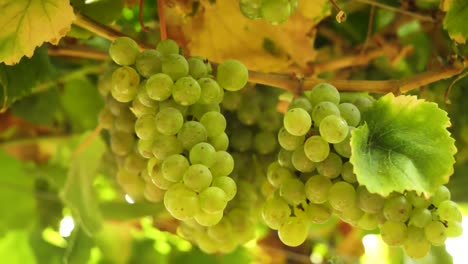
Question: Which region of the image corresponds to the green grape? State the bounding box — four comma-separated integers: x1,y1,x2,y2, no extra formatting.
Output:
383,195,412,222
196,233,218,254
260,0,291,25
239,0,263,19
407,191,430,208
306,203,331,224
164,183,199,220
358,213,379,230
189,142,216,167
189,103,220,120
403,226,431,259
278,127,304,151
353,97,373,113
277,148,293,169
161,154,190,182
437,200,462,222
267,162,293,188
328,181,356,211
136,82,157,107
283,108,311,136
156,39,179,55
152,134,183,160
288,97,313,113
134,114,156,139
291,145,316,172
187,57,208,79
113,108,135,133
106,96,127,116
199,187,228,214
146,73,173,101
200,111,226,138
159,98,188,114
135,49,162,77
209,151,235,177
356,186,385,213
212,176,237,200
98,107,114,129
312,101,340,125
429,185,451,205
150,165,174,190
305,175,332,204
237,97,260,125
216,59,248,91
446,221,463,237
340,205,365,225
338,103,361,127
177,121,208,150
341,161,357,183
304,135,330,162
306,83,340,106
155,107,184,135
194,210,223,227
173,76,201,106
408,207,432,228
279,178,306,205
333,128,353,158
278,216,309,247
258,110,282,132
98,68,113,96
198,78,223,104
209,132,229,151
162,54,189,80
123,152,146,174
143,182,165,203
380,221,408,246
254,131,277,155
230,126,253,152
137,138,154,158
109,37,140,66
208,218,234,242
319,115,348,143
262,197,291,229
110,131,135,156
183,164,213,192
131,96,156,118
316,152,342,179
424,221,447,246
111,66,140,102
221,91,242,111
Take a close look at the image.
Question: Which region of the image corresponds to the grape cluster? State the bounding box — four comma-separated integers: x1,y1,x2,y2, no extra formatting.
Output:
262,83,463,258
239,0,298,24
98,37,254,252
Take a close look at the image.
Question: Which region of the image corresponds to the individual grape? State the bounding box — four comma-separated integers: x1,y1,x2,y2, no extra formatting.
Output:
194,210,223,227
278,216,309,247
424,221,447,246
429,185,450,206
307,83,340,106
209,151,235,177
267,162,293,188
408,207,432,228
353,97,373,113
305,175,332,204
212,176,237,200
188,57,209,79
380,221,408,246
135,49,162,77
258,110,282,132
143,182,165,203
98,107,114,129
319,115,349,143
123,153,146,174
172,76,201,106
407,191,430,208
189,103,220,120
262,197,291,229
200,112,226,138
164,183,199,220
183,164,213,192
341,161,357,183
254,131,277,155
161,154,190,182
134,114,156,139
237,97,260,125
283,108,312,136
316,152,342,179
152,135,183,160
137,138,154,158
189,142,216,167
356,186,385,213
260,0,292,24
110,131,135,156
208,218,234,242
156,39,179,55
277,149,293,169
403,226,431,259
278,127,304,151
209,132,229,151
239,0,263,19
131,96,156,117
446,221,463,237
199,187,228,214
279,178,306,205
146,73,173,101
230,126,253,152
150,165,174,190
159,98,188,114
304,135,330,162
216,59,248,91
198,78,223,104
155,107,184,135
312,101,340,125
333,128,353,158
136,83,157,107
328,181,356,211
358,213,379,230
113,108,135,133
383,195,412,222
109,37,140,66
177,121,208,150
291,145,316,172
437,200,462,222
107,96,127,116
288,97,312,113
306,203,331,224
162,54,189,80
340,205,365,225
111,66,140,102
338,103,361,127
221,91,242,111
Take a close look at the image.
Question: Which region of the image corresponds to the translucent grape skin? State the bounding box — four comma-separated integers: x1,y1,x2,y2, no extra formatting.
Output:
278,216,309,247
216,59,248,91
306,83,340,106
199,187,228,214
262,197,291,230
328,181,356,211
283,108,312,136
155,107,184,136
183,164,213,192
383,195,412,222
319,115,349,143
304,135,330,162
278,127,304,151
109,37,140,66
172,76,201,106
305,175,332,204
156,39,180,55
380,221,408,246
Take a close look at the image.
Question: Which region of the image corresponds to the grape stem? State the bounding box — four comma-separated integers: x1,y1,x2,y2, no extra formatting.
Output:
355,0,435,23
47,45,107,60
158,0,168,40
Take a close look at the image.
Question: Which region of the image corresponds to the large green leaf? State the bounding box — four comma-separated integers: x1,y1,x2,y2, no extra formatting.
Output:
350,94,456,196
443,0,468,43
0,0,75,65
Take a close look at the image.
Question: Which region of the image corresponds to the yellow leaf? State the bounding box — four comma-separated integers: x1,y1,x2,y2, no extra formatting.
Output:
166,0,330,73
0,0,75,65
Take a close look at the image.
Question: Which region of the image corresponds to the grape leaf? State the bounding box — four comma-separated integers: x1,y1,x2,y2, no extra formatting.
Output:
350,94,457,196
0,0,75,65
442,0,468,44
61,133,106,235
166,0,330,72
0,231,37,264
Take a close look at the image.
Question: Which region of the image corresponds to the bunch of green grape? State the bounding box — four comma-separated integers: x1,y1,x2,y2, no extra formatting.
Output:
98,36,253,252
239,0,298,24
261,83,463,258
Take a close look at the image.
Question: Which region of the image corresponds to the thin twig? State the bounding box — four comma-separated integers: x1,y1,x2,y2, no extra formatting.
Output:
444,70,468,103
361,6,375,56
47,46,107,61
139,0,150,32
329,0,347,23
355,0,435,22
158,0,167,40
73,125,103,156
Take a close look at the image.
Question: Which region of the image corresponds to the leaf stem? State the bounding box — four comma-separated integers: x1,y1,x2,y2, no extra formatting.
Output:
158,0,168,40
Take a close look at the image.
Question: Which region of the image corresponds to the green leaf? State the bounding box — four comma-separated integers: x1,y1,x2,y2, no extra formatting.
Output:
64,227,95,264
350,94,456,196
71,0,124,25
61,133,106,235
0,47,53,110
0,0,75,65
0,231,37,264
11,88,61,126
443,0,468,44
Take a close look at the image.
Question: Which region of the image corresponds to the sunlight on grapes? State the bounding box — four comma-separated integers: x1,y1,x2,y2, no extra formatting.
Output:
445,216,468,264
59,216,75,238
125,194,135,204
361,234,389,264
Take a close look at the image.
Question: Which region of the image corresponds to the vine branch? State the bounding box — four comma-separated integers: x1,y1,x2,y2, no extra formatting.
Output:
158,0,168,40
355,0,435,23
